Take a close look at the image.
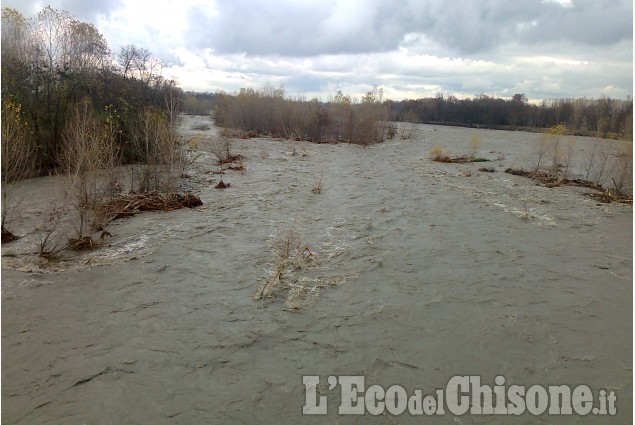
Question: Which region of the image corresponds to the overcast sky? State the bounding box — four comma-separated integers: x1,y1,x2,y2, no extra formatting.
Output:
3,0,633,101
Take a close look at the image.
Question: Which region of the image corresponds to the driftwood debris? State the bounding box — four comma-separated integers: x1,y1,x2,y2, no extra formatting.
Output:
68,236,97,251
101,191,203,221
586,190,633,204
433,155,489,163
504,168,632,204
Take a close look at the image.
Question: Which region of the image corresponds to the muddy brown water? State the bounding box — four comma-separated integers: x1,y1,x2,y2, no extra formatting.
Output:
2,116,632,424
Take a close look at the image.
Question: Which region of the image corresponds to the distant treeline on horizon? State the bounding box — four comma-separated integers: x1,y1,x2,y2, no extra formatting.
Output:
182,90,633,140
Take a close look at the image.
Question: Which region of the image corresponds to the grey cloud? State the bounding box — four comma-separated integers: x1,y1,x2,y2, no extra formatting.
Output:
187,0,408,56
186,0,631,57
51,0,124,21
1,0,41,15
283,74,331,93
2,0,630,99
1,0,123,21
519,0,632,46
6,0,631,58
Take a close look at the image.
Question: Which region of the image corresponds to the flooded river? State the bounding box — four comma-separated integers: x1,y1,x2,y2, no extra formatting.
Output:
2,116,632,424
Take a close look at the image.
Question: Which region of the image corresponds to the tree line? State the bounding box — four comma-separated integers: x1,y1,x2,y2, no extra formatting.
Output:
184,88,633,142
1,6,183,176
212,85,389,144
388,94,633,140
182,91,216,116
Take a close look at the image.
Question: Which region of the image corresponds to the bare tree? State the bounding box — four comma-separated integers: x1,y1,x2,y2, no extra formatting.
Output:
60,97,114,239
547,124,567,179
1,98,34,240
397,110,418,140
131,97,186,193
468,132,482,159
584,138,602,180
611,142,633,196
532,134,550,172
118,44,138,80
561,137,576,180
65,19,110,76
592,139,616,186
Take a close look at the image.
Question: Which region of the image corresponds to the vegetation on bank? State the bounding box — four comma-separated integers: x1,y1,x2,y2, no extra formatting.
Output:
213,85,390,145
183,91,633,141
1,6,200,252
1,6,184,175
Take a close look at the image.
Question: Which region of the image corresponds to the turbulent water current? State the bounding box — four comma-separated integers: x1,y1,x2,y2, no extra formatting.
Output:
2,115,632,424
